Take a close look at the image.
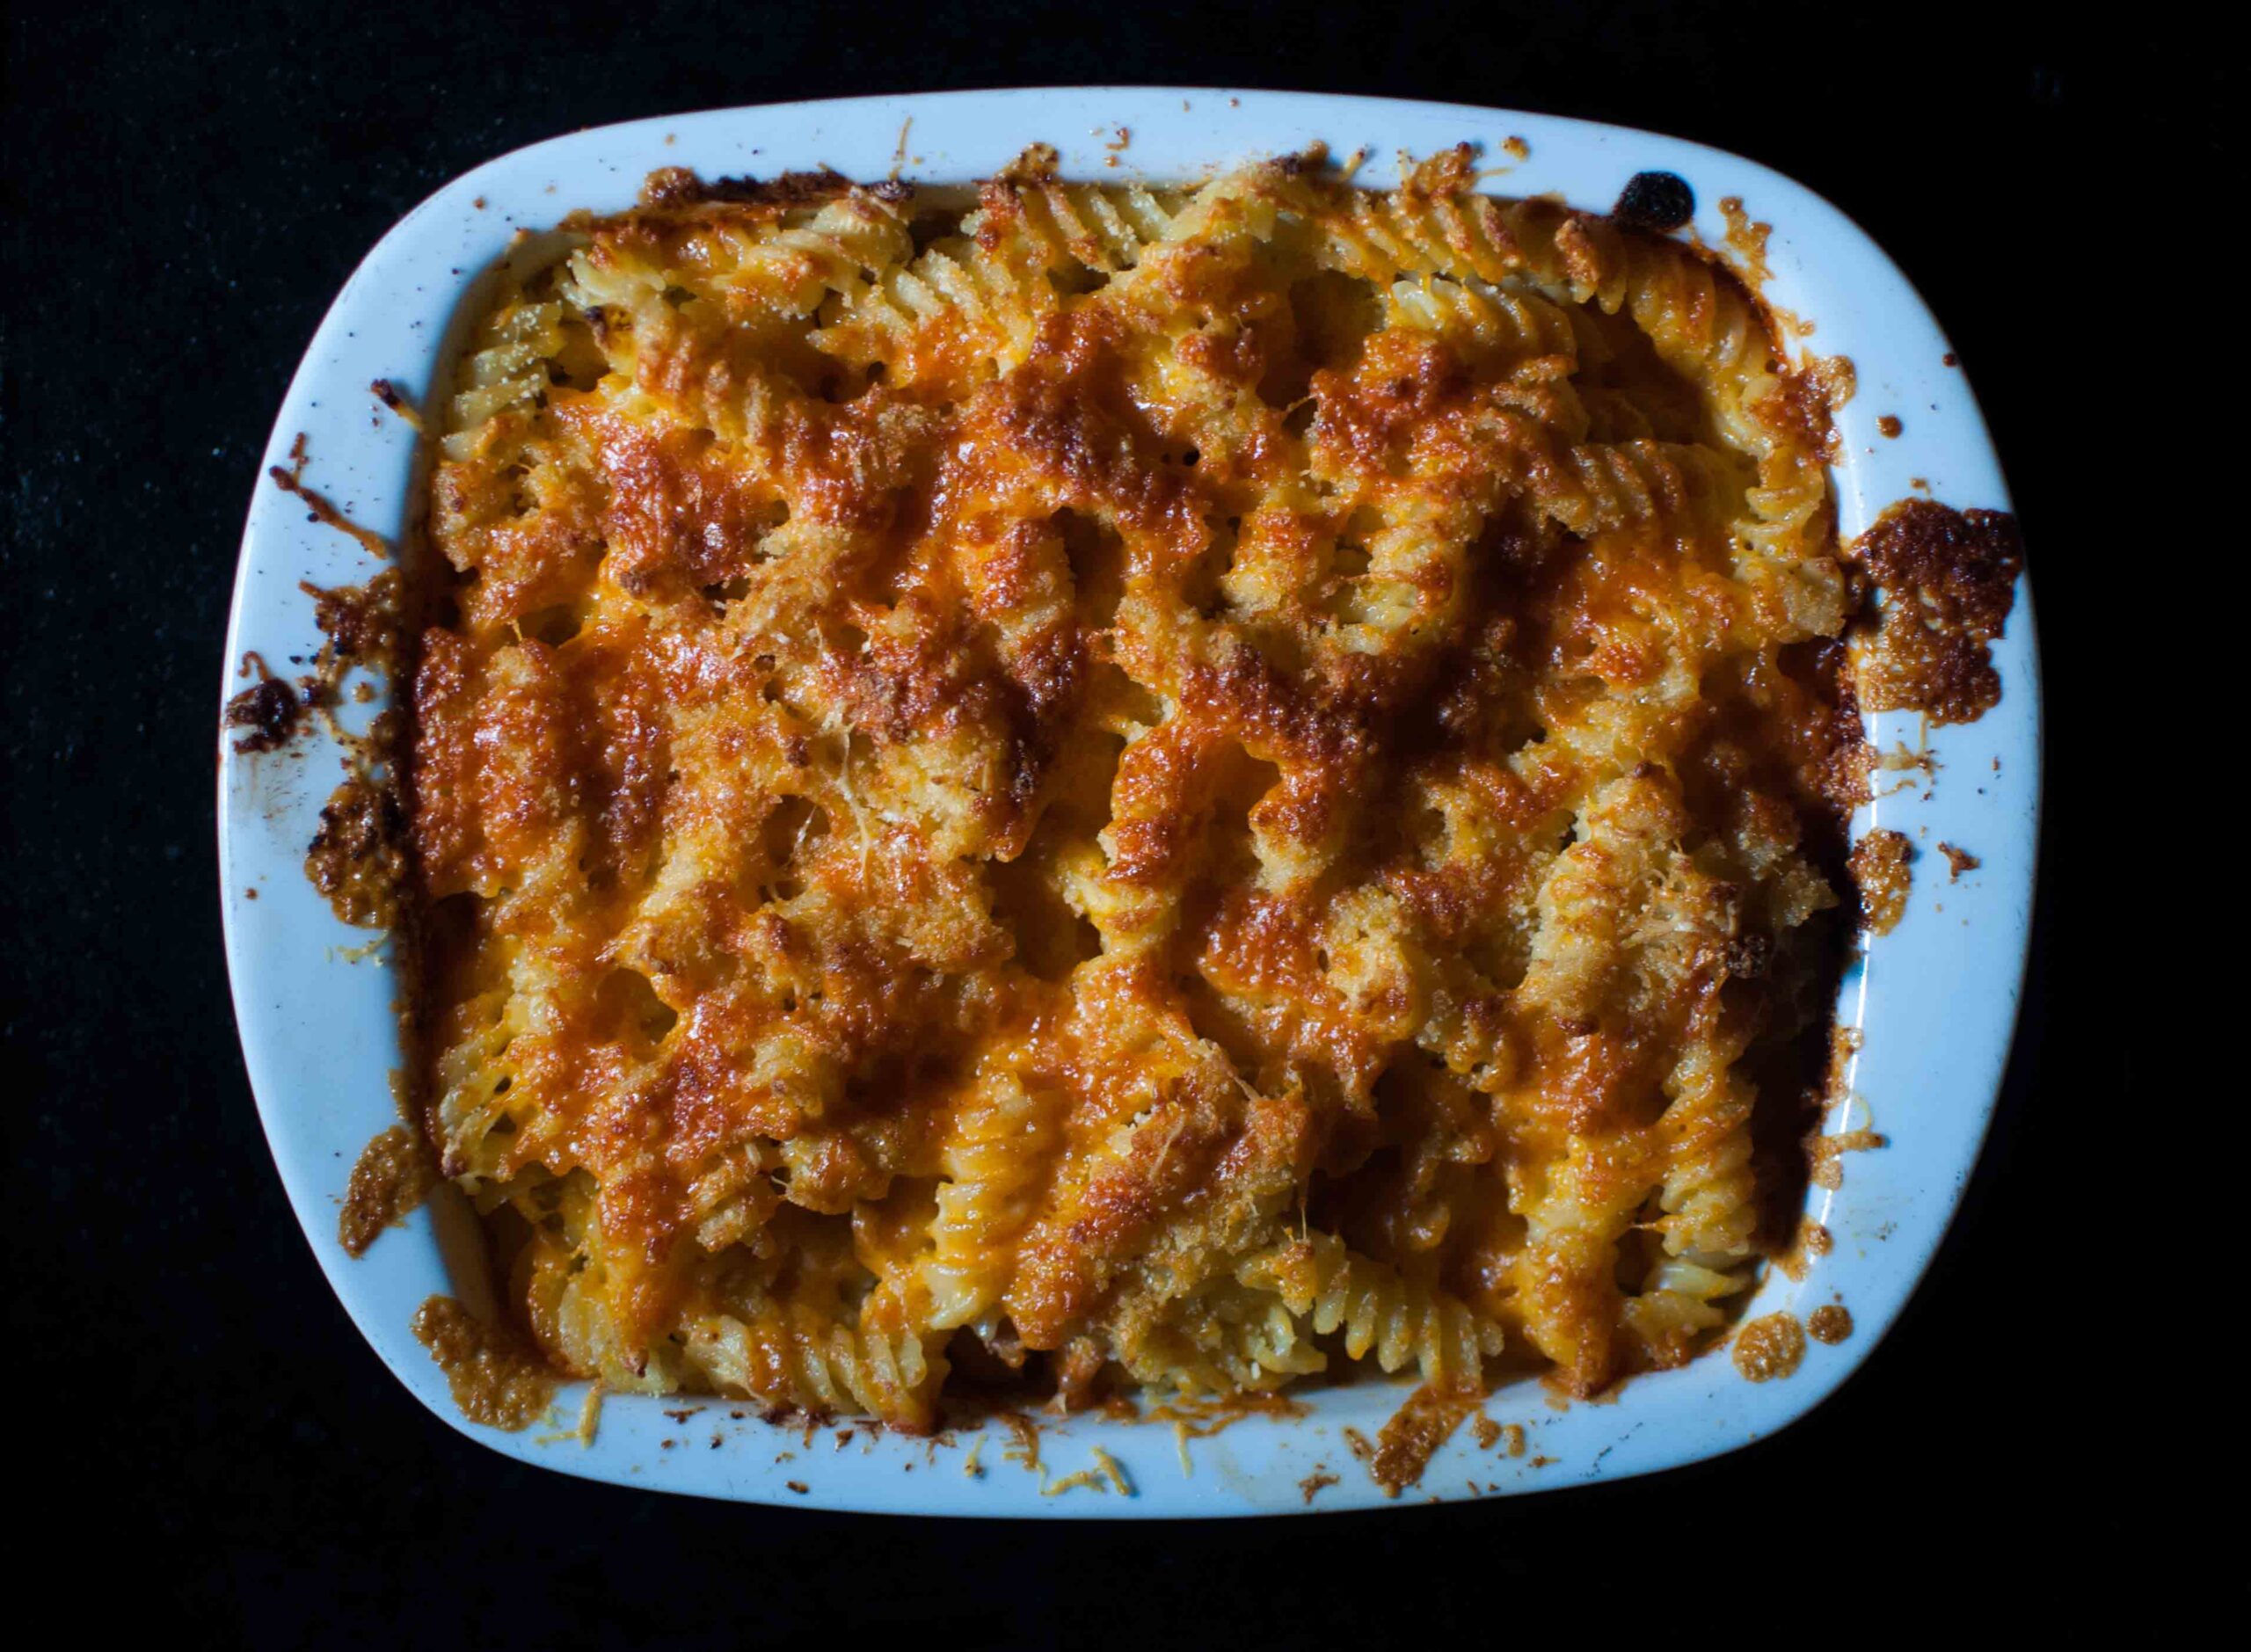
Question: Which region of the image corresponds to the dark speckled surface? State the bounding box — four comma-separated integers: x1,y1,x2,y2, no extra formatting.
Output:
5,1,2170,1640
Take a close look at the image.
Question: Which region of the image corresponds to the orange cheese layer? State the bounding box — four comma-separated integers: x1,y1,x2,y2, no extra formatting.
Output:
410,150,1865,1428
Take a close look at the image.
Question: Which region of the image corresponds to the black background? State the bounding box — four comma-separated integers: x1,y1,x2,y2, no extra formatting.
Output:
4,3,2183,1641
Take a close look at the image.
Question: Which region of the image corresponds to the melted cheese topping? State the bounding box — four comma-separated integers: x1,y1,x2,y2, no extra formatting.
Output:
410,149,1866,1429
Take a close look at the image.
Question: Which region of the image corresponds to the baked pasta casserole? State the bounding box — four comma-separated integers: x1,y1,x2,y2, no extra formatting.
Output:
408,149,1869,1430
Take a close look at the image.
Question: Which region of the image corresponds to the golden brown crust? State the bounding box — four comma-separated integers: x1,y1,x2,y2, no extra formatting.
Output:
1730,1310,1806,1381
1806,1303,1853,1344
1847,827,1912,936
306,775,409,929
398,155,1898,1423
339,1124,436,1256
259,554,421,935
1806,1126,1885,1191
1852,499,2023,724
1368,1384,1477,1497
411,1296,556,1429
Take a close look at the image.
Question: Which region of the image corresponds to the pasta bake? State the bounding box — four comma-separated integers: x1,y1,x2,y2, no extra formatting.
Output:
407,147,1870,1430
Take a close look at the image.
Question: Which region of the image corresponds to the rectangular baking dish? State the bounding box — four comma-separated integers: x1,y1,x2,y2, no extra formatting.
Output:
217,86,2038,1516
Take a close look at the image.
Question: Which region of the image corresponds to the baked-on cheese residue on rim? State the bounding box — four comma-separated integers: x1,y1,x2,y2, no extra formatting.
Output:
406,145,1880,1430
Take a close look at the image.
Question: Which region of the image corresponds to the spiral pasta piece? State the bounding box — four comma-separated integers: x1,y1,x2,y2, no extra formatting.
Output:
1238,1234,1502,1390
922,1070,1063,1328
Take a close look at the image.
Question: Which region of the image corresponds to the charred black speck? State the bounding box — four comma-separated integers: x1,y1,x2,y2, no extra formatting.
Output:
225,677,305,753
1614,171,1695,232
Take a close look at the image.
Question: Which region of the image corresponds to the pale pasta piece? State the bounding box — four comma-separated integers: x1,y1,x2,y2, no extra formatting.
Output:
1238,1234,1503,1391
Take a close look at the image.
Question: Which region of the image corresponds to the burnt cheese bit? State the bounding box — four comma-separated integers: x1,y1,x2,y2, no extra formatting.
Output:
370,378,425,432
1731,1311,1806,1382
339,1124,435,1255
307,775,408,928
225,675,305,753
1852,499,2025,724
1807,1304,1854,1344
1938,841,1980,881
302,572,404,661
1612,171,1695,231
267,459,390,561
411,1297,555,1430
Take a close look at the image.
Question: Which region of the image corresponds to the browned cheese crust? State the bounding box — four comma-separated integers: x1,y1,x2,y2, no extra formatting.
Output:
1847,827,1913,936
1851,499,2022,724
339,1124,437,1255
1806,1303,1853,1344
393,149,1988,1427
1730,1309,1806,1382
1368,1383,1478,1497
412,1296,557,1429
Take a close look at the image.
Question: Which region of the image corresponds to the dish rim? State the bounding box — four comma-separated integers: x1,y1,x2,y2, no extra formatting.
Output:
217,85,2040,1517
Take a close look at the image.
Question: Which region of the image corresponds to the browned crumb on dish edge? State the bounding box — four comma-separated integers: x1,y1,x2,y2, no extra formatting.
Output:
1716,196,1772,289
1774,1217,1835,1282
412,1296,557,1429
1876,415,1903,439
225,666,306,753
1938,841,1980,881
1807,1127,1886,1190
225,548,409,770
1807,1305,1854,1344
1299,1470,1341,1503
1731,1312,1806,1382
307,775,410,928
303,571,406,667
1369,1386,1477,1498
370,378,424,432
268,440,390,562
299,566,417,931
1852,499,2024,724
1802,353,1856,423
339,1124,437,1255
1142,1389,1309,1438
1847,827,1912,935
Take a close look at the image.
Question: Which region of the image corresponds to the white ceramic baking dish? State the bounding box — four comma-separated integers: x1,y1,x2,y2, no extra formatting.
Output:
217,87,2038,1516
